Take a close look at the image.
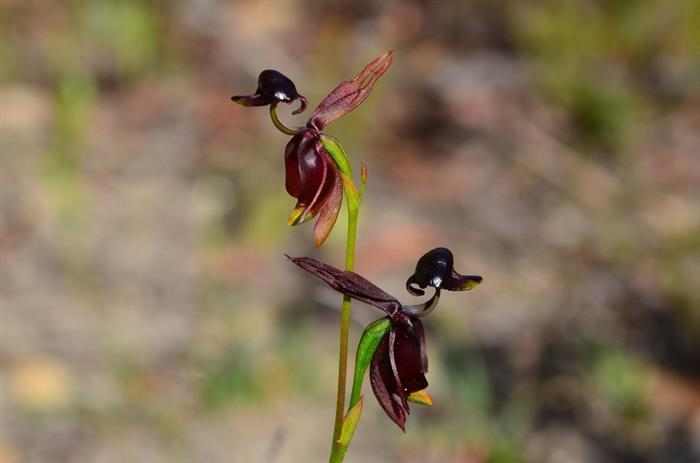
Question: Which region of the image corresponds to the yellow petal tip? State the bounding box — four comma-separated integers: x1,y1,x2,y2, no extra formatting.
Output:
408,389,433,406
287,207,306,225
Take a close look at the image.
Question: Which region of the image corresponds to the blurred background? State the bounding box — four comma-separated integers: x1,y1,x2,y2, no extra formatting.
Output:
1,0,699,462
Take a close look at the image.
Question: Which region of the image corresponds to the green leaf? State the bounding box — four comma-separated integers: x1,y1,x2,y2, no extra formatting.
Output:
348,318,391,409
337,397,363,446
320,135,353,177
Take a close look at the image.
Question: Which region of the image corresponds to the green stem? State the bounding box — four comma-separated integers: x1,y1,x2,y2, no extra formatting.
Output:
329,188,361,463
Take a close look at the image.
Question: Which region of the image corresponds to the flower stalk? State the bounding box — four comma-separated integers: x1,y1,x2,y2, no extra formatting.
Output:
330,168,361,463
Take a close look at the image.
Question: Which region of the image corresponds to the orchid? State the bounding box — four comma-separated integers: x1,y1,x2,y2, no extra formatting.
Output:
289,247,482,430
231,52,484,463
231,52,392,246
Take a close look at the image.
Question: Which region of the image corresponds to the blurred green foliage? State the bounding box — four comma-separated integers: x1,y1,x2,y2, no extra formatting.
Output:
201,347,262,409
515,0,699,153
82,0,159,78
591,348,649,422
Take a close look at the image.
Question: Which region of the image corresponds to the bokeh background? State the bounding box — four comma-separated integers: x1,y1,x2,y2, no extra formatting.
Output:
1,1,700,462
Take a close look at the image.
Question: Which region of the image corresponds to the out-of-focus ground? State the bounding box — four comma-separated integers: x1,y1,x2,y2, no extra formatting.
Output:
1,1,699,462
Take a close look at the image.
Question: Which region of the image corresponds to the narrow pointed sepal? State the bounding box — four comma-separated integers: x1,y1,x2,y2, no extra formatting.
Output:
310,51,393,130
286,256,403,315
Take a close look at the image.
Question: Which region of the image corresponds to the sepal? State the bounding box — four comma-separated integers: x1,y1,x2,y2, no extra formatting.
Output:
310,51,393,130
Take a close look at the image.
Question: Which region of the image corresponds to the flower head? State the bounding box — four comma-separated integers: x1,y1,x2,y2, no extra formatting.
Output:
288,247,482,430
284,128,343,245
231,52,393,246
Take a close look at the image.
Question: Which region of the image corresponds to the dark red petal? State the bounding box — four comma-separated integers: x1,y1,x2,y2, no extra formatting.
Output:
310,51,393,130
309,148,338,216
413,317,428,373
313,167,343,247
388,329,409,413
392,322,428,394
291,135,328,223
299,144,329,220
370,332,407,431
284,133,304,197
287,256,402,315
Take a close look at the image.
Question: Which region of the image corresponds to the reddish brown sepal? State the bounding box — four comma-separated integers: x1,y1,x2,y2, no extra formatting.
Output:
309,51,393,130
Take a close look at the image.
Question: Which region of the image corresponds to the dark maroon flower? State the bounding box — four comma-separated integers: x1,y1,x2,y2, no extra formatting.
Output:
284,127,343,246
231,53,393,246
369,315,431,431
287,247,482,430
231,69,307,114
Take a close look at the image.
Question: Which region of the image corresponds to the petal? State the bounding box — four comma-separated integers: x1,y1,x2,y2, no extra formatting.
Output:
284,133,304,197
413,317,428,373
391,321,428,394
313,166,343,247
287,256,402,315
387,329,407,411
309,145,338,216
310,51,393,130
288,136,329,225
370,332,407,431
